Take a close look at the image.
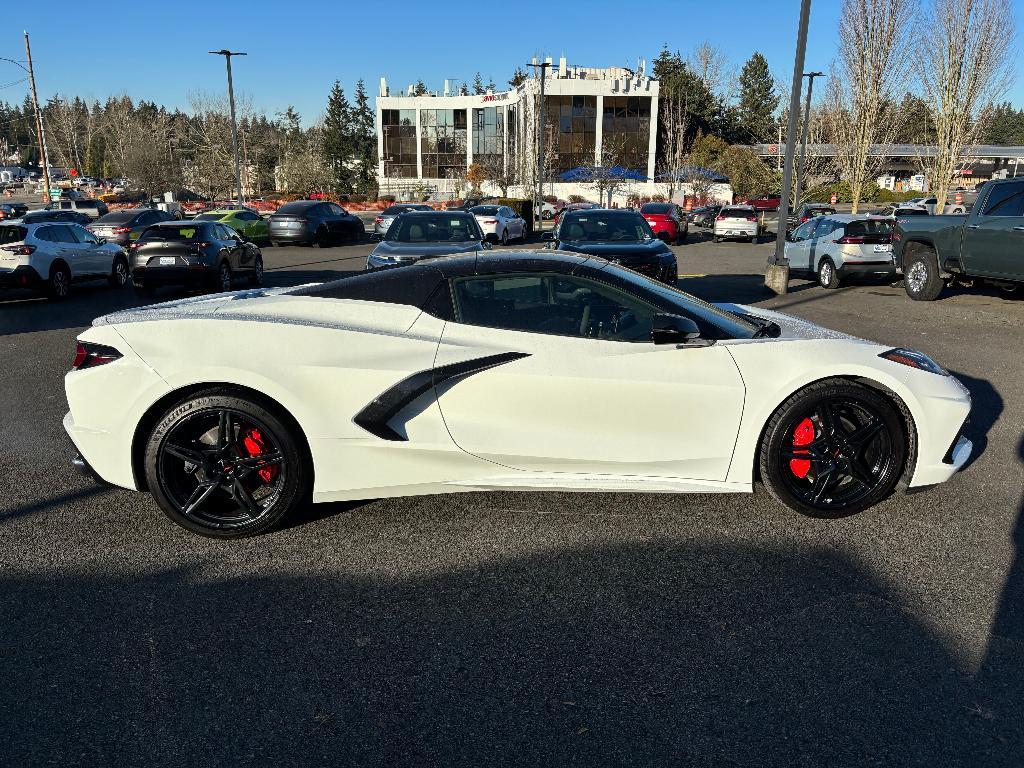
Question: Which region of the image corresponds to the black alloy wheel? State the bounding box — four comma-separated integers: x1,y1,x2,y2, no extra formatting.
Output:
759,380,910,518
217,261,232,292
249,254,264,286
144,393,307,537
48,263,71,300
501,229,509,246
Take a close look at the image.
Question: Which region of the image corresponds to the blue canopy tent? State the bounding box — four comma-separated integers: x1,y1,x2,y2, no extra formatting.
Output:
655,166,730,183
558,165,649,206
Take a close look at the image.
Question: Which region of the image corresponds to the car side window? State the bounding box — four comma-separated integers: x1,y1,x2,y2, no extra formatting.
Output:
791,220,817,242
451,273,658,343
980,182,1024,217
51,224,78,243
34,225,53,242
813,220,835,239
67,225,93,244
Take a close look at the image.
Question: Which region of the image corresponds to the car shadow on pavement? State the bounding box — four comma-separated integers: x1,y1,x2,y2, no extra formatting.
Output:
2,534,1022,766
0,284,145,337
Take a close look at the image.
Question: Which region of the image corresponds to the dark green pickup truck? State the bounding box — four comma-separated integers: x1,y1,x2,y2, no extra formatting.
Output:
893,179,1024,300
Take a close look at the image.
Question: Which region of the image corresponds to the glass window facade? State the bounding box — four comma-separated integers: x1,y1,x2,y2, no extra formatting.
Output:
382,109,417,178
544,95,596,179
420,108,467,179
601,96,651,172
472,106,504,165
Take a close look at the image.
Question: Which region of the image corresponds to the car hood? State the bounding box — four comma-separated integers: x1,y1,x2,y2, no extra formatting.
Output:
556,240,670,260
371,240,482,258
714,303,864,342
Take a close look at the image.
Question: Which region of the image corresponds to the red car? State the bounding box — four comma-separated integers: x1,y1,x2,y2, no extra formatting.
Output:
742,194,782,212
639,202,688,244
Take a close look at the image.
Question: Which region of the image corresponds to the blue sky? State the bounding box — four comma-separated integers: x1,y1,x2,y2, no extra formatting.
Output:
6,0,1024,122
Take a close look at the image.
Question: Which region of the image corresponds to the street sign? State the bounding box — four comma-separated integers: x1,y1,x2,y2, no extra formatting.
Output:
69,168,78,177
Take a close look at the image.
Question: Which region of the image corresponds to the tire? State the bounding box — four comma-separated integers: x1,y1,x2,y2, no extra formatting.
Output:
249,254,264,286
758,379,912,518
501,228,509,246
818,258,841,289
214,261,232,293
903,246,944,301
143,391,309,538
314,228,333,248
713,236,722,243
108,256,129,288
47,262,71,300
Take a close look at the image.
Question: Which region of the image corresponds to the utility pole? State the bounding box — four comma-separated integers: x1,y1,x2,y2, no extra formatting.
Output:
209,49,246,205
794,71,823,209
23,32,51,204
766,0,813,294
527,59,550,234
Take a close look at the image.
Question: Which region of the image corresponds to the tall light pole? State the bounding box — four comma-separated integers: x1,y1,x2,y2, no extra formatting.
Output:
766,0,813,295
794,71,823,209
209,49,246,204
527,59,551,234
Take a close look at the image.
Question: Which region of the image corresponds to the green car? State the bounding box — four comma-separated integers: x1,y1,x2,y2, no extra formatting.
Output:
194,207,269,243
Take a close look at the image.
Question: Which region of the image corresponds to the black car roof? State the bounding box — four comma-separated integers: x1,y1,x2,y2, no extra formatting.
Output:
400,209,474,217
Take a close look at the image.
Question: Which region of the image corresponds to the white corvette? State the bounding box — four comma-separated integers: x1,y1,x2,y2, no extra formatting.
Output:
65,250,972,538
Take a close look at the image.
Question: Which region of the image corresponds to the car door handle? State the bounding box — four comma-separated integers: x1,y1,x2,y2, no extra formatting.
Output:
967,224,980,229
1013,226,1024,231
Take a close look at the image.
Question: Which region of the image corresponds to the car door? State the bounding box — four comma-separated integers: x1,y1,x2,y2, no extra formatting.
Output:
807,218,838,271
215,224,246,270
433,271,746,481
68,223,109,275
960,181,1024,278
785,219,818,270
49,224,91,275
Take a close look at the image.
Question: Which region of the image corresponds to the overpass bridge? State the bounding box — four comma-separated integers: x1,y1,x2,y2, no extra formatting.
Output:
746,144,1024,160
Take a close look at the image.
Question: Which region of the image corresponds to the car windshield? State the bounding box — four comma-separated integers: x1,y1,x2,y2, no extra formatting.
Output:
639,203,673,214
194,213,228,221
560,212,654,242
600,262,763,339
138,226,204,242
276,201,316,215
470,206,500,216
95,211,137,224
721,208,752,218
0,225,27,244
845,219,893,236
386,214,480,243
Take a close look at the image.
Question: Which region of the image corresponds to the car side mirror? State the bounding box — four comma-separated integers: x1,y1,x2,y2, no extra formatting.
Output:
541,231,554,241
652,313,710,346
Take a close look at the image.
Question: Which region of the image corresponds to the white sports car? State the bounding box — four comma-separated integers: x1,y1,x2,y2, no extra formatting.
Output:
65,250,973,538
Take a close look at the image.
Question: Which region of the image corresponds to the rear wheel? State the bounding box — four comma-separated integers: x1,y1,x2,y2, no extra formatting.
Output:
758,380,910,518
818,258,841,289
144,392,308,538
47,263,71,300
903,247,944,301
215,261,232,292
108,256,129,288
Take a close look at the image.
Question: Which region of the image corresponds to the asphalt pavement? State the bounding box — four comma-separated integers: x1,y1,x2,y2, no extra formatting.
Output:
1,229,1022,767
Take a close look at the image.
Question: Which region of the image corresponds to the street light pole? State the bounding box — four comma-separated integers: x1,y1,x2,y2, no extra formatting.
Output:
209,49,247,205
766,0,813,295
22,33,52,203
527,60,550,234
795,71,823,209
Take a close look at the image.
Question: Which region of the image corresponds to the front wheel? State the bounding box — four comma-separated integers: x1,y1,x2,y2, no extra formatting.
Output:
249,254,264,286
501,229,509,246
108,256,129,288
144,392,309,537
903,248,944,301
758,379,911,518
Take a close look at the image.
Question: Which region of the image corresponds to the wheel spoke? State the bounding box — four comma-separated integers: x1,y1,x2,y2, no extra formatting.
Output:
815,403,838,439
164,442,209,465
236,451,285,478
180,480,219,516
811,464,840,504
217,410,235,451
847,418,884,450
232,478,262,517
847,458,877,489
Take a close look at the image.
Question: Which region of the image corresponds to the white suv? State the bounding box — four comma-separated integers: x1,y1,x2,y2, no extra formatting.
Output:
0,221,129,299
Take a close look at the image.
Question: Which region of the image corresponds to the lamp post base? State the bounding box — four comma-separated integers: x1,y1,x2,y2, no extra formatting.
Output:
765,262,790,295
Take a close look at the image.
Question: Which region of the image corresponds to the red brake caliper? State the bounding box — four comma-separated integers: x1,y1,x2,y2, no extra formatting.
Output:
790,417,815,479
242,428,278,483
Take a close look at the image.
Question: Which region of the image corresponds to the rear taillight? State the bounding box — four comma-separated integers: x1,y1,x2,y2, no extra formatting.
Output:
747,215,758,222
1,244,35,255
837,235,866,244
374,217,383,224
112,226,131,234
483,219,497,224
72,341,122,370
800,216,809,223
715,215,726,221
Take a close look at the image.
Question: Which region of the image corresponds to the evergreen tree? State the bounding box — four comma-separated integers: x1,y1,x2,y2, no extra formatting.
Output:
508,67,528,88
892,93,936,144
459,82,469,96
472,72,485,95
485,77,496,93
413,80,428,96
736,52,778,143
352,79,377,195
982,101,1024,145
323,81,354,192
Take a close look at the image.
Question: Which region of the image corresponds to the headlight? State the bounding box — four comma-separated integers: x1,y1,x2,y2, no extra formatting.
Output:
879,348,948,376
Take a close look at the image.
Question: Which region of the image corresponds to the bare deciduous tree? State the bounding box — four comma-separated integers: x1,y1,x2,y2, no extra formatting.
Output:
822,0,914,213
657,90,689,199
687,41,730,100
916,0,1013,210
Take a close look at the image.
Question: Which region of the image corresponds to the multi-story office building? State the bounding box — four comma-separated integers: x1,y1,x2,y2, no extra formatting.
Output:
375,56,661,200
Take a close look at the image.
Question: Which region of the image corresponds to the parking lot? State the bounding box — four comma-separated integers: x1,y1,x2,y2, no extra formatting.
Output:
2,228,1022,765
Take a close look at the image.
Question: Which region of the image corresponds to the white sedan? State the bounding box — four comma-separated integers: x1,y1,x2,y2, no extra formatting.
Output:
469,204,526,245
65,251,972,538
